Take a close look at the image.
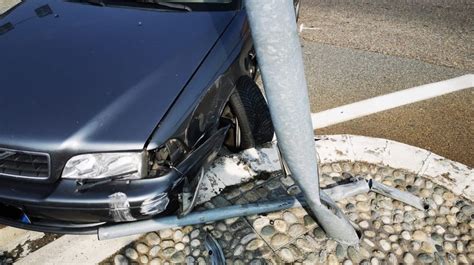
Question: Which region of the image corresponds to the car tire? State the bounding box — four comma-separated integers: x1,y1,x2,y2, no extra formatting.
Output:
226,76,274,151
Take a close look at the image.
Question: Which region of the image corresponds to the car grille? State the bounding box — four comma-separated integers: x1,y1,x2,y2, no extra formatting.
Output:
0,149,50,179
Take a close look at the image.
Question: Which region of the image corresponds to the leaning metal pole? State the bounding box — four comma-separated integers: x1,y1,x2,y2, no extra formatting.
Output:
244,0,359,245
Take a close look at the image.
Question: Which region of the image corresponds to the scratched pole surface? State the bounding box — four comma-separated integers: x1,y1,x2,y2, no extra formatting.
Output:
244,0,359,245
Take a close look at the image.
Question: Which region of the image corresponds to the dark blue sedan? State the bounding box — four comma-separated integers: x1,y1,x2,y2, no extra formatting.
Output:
0,0,299,234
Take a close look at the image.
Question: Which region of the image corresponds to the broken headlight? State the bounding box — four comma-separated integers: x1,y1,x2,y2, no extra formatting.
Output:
62,152,146,180
148,139,187,177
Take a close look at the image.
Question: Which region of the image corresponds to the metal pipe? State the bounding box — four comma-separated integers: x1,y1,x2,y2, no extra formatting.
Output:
245,0,321,206
99,196,303,240
323,179,370,201
98,177,426,240
244,0,359,245
99,180,369,240
370,179,426,211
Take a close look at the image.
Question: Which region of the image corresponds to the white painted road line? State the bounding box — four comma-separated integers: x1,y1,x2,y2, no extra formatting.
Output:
15,234,140,265
0,227,44,252
311,74,474,129
299,23,322,33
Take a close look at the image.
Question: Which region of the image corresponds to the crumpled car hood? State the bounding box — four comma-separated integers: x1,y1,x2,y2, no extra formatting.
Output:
0,0,235,153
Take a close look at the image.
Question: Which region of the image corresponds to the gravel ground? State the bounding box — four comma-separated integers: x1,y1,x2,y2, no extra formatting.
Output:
300,0,473,71
104,162,473,265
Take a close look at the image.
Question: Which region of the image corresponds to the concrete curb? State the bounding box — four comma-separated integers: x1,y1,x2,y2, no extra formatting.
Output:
316,135,473,201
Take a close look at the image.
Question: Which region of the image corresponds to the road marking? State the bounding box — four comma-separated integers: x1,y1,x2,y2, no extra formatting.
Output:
0,227,44,252
299,23,322,33
15,234,140,265
311,74,474,129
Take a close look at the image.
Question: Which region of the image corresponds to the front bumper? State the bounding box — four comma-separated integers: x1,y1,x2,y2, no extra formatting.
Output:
0,170,180,232
0,127,228,234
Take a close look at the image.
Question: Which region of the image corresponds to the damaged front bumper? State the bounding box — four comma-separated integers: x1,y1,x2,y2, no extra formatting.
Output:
0,170,179,234
0,127,229,234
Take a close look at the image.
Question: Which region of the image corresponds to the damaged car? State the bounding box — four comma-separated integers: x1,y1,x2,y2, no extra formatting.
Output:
0,0,299,234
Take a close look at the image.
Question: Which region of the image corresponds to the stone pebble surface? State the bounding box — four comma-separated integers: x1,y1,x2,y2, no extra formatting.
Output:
104,162,473,265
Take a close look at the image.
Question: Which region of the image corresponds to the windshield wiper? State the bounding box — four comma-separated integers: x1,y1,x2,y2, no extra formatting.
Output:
75,170,138,192
79,0,192,12
152,1,192,12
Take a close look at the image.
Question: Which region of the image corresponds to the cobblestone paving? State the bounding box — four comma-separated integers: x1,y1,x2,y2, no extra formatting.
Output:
105,162,473,265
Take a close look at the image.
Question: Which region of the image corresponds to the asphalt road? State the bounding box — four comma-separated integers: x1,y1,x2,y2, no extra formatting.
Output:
297,0,473,166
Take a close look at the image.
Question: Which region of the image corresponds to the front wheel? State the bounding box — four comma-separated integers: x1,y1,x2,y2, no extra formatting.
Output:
223,77,274,152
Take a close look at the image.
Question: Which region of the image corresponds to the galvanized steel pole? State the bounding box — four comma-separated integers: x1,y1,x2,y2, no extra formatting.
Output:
244,0,359,245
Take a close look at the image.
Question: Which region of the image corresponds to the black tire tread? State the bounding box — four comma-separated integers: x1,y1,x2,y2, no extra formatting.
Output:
229,76,274,150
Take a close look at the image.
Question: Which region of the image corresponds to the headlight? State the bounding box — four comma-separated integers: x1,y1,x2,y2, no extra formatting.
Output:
62,152,146,180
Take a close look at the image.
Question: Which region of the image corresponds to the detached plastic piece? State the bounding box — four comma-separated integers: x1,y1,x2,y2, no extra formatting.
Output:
205,232,225,265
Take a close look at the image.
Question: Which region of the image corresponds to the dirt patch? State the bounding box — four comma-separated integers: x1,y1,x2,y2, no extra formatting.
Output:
7,233,61,263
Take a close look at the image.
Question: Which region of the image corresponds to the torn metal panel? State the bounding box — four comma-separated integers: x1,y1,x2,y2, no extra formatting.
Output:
180,168,206,217
177,126,229,216
108,193,135,222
